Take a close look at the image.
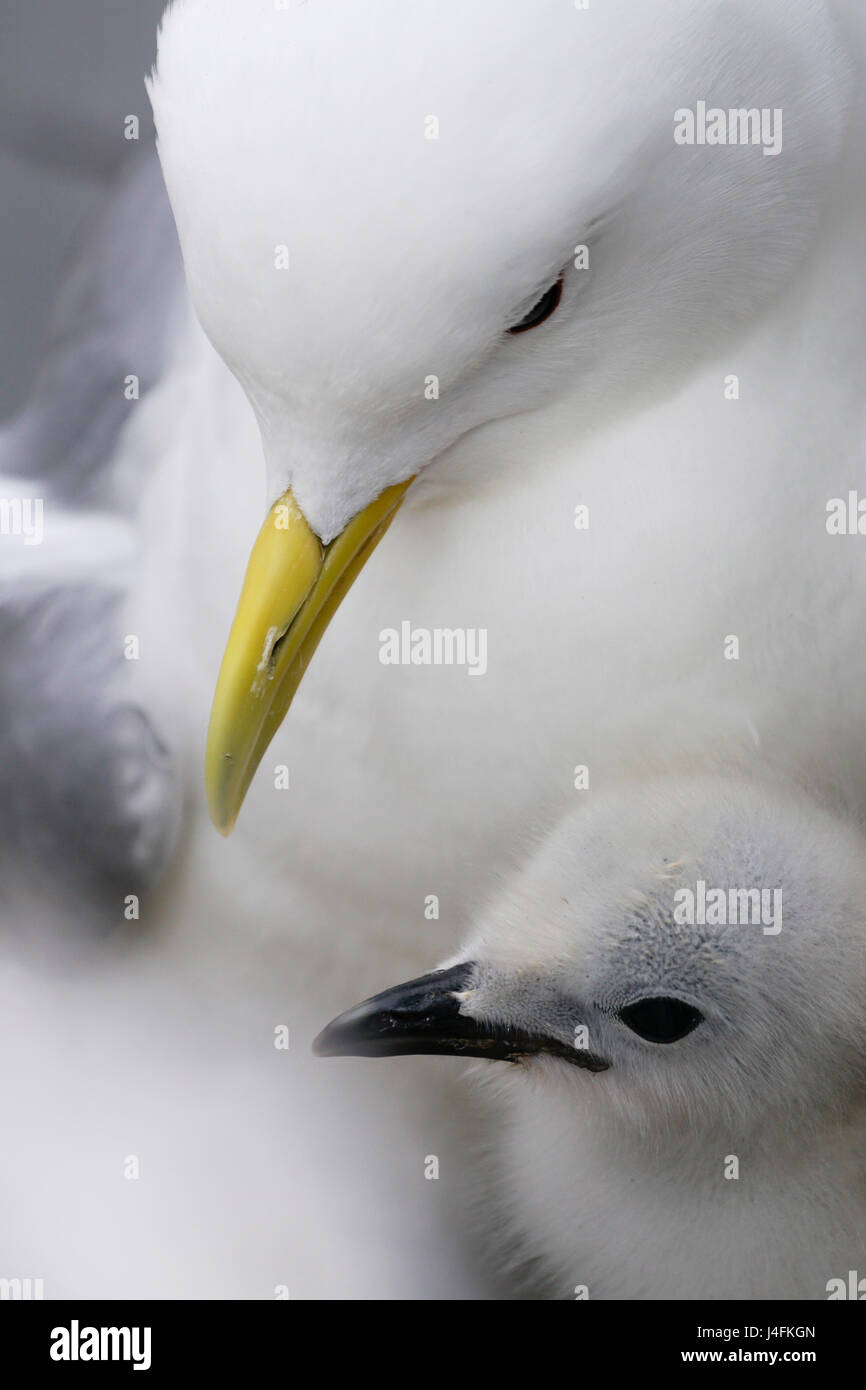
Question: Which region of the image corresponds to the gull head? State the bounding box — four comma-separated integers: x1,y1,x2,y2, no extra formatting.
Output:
148,0,849,830
316,774,866,1135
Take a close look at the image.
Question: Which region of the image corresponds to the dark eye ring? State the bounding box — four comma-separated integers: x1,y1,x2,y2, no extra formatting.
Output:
507,275,564,334
618,996,703,1044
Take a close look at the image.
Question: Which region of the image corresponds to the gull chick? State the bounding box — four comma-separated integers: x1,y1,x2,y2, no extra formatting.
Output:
317,775,866,1299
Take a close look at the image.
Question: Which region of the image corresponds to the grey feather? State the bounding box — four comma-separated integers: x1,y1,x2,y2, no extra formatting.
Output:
0,156,185,909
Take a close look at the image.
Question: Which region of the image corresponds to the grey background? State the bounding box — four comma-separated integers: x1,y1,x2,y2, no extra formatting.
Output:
0,1,168,419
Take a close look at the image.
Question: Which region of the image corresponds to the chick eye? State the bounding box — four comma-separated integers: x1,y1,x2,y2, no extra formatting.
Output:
507,275,563,334
619,997,703,1044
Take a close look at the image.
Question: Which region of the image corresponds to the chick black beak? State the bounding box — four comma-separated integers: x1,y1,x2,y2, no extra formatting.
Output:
313,962,609,1071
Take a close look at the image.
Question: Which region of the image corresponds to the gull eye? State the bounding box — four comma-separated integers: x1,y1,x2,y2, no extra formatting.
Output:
619,997,703,1044
507,275,563,334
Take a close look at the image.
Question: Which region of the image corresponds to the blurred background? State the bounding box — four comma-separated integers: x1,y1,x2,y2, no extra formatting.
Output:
0,1,166,420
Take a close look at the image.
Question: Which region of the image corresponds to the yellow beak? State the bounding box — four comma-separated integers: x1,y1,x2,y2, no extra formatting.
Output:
205,478,413,834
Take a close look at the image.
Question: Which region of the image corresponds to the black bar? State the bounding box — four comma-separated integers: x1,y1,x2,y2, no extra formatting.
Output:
1,1299,860,1375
